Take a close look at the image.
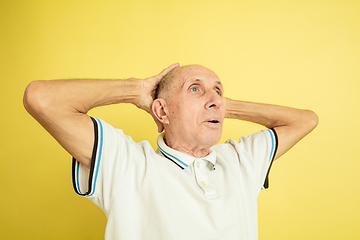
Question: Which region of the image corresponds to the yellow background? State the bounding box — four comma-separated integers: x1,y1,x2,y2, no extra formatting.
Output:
1,0,359,239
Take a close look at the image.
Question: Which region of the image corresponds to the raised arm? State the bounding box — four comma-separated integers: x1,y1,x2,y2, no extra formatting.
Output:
23,63,179,168
224,98,318,160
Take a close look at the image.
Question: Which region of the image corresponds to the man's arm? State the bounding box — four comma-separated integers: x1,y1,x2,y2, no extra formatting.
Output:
224,98,318,160
23,64,179,168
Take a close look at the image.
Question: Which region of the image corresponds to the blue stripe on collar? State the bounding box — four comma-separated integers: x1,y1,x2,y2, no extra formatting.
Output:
157,142,189,169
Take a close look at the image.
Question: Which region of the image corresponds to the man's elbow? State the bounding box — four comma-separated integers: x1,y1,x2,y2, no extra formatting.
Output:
23,80,50,117
303,109,319,133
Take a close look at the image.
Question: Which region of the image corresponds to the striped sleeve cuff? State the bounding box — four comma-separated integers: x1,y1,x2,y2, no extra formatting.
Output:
262,128,278,189
72,117,103,196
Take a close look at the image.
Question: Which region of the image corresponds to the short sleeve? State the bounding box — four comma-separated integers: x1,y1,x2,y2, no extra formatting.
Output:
227,129,278,191
71,117,141,212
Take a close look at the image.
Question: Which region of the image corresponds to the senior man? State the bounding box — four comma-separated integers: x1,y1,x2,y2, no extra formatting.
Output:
23,63,318,240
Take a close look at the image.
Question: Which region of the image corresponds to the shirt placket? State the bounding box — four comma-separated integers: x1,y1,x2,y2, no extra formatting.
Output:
194,159,218,199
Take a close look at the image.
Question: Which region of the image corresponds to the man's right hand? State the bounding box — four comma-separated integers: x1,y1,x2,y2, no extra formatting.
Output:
133,63,179,132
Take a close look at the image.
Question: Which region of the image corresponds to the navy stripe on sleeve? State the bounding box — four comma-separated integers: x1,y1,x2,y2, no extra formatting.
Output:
72,117,99,196
263,128,278,189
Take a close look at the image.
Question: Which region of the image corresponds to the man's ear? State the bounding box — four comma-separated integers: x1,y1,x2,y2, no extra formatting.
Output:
152,98,170,124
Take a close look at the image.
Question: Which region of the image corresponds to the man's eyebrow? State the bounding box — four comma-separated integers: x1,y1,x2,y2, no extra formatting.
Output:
181,79,223,88
180,78,201,88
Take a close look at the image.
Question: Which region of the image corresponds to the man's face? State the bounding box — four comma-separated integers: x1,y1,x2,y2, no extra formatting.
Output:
164,65,225,150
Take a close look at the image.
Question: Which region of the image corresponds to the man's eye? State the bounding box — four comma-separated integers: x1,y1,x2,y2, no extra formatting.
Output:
190,87,198,92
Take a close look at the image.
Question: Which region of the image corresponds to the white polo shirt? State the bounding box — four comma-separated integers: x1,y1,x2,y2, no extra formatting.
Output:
72,117,278,240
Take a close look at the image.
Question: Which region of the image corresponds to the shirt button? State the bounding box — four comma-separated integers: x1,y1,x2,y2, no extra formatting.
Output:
196,162,200,168
201,181,206,186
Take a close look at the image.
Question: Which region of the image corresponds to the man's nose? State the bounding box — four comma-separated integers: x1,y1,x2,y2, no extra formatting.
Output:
205,91,223,109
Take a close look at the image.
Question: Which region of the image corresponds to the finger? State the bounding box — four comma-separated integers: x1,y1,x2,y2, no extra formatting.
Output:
155,63,180,80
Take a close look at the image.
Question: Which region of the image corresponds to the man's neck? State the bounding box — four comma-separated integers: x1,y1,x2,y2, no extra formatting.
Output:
163,135,211,158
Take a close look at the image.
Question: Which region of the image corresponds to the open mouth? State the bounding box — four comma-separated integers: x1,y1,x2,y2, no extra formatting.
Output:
204,117,221,124
208,120,219,123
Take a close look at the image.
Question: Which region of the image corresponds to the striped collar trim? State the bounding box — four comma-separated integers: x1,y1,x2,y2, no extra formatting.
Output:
156,133,217,170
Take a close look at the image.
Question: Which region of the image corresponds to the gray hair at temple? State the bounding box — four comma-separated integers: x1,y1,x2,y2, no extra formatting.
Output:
153,68,177,100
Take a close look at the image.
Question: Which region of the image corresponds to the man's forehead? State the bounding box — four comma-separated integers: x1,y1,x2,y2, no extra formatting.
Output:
173,65,222,87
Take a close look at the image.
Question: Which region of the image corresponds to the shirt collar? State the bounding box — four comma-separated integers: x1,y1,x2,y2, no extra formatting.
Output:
156,133,217,170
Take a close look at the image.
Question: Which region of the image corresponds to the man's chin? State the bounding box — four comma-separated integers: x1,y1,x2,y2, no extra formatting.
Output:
200,133,222,147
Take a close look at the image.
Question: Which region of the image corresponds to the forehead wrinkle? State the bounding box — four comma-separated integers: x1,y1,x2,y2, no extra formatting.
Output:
174,65,221,89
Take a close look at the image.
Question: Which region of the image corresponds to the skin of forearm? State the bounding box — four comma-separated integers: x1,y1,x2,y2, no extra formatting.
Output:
24,78,143,117
224,97,315,129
